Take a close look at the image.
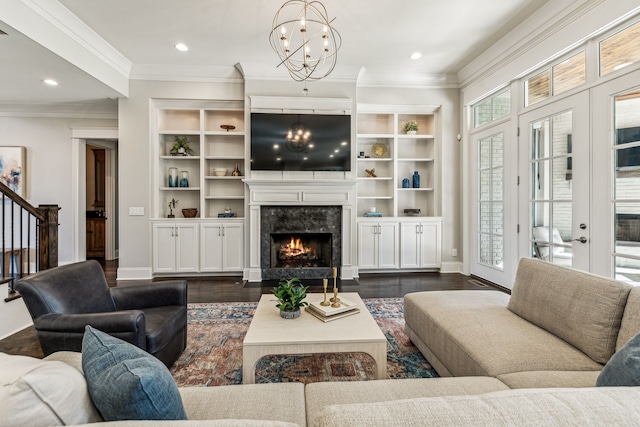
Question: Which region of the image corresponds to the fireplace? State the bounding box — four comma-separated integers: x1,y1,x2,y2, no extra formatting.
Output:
261,206,341,279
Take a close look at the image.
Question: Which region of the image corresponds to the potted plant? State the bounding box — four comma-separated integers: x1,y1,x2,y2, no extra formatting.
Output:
404,120,419,135
171,136,193,156
272,277,308,319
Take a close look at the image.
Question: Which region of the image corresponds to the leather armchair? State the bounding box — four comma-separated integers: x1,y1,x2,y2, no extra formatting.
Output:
16,260,187,367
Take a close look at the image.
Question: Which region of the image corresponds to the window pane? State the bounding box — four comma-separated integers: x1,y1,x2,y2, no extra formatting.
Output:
479,233,491,264
492,235,503,268
526,70,550,106
474,99,491,127
492,203,503,235
552,158,572,200
600,21,640,76
479,137,491,170
532,159,550,200
479,170,491,201
479,202,491,234
553,52,586,95
613,89,640,283
491,90,511,121
492,134,504,167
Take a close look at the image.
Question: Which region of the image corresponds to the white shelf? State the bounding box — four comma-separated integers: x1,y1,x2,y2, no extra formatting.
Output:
159,130,200,135
357,158,393,162
204,131,246,136
205,176,245,180
357,177,393,181
397,134,435,139
357,196,394,200
397,188,434,191
205,195,245,200
160,187,201,191
160,156,201,160
204,156,244,160
398,158,435,162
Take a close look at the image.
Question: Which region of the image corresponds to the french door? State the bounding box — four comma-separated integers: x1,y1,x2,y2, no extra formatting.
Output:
518,92,590,271
591,69,640,280
470,122,517,285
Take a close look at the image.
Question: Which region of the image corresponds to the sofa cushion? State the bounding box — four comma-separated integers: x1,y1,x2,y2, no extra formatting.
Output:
310,387,640,427
81,326,187,421
507,258,632,364
496,370,600,388
404,291,602,377
305,377,509,426
0,352,101,427
616,287,640,351
597,331,640,386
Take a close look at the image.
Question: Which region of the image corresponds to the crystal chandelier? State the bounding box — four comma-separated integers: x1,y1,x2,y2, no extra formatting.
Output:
269,0,342,82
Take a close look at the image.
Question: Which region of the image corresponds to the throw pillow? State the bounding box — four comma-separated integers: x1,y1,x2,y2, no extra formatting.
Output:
0,352,101,426
81,325,187,421
597,331,640,386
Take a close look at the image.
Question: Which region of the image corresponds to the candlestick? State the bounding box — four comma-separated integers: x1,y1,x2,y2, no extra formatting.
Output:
320,278,330,306
332,267,337,278
331,287,341,308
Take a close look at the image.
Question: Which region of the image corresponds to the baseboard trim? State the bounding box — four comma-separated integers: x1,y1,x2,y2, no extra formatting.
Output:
117,267,153,281
439,261,463,273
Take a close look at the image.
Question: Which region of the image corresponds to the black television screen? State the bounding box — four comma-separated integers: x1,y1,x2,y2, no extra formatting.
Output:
250,113,351,171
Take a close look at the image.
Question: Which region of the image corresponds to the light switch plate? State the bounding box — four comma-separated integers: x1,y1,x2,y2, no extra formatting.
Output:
129,207,144,216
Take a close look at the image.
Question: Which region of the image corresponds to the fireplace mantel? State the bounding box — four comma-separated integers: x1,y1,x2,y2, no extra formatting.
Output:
243,179,357,282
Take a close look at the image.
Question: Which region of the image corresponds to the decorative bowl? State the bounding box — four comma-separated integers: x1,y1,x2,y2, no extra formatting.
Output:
182,208,198,218
213,168,227,176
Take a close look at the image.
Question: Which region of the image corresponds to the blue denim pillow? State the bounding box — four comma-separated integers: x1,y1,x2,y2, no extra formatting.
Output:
597,331,640,386
81,326,187,421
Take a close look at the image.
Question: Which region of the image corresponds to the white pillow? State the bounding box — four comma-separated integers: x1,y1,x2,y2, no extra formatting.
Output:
0,352,102,426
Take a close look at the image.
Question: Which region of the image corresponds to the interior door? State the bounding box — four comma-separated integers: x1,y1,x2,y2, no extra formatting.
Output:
518,92,589,271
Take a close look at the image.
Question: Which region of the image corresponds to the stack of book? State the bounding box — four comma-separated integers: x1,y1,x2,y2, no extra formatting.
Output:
306,296,360,322
364,212,382,217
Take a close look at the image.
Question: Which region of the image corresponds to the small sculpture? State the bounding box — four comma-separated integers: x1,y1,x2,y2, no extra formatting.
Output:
365,168,377,177
168,198,178,218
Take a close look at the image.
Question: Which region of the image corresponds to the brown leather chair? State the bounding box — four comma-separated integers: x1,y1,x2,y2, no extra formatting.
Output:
16,260,187,367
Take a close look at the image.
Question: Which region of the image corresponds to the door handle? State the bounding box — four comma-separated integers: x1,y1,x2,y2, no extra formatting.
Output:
572,236,587,243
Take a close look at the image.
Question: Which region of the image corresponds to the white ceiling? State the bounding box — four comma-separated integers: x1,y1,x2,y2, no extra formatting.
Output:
1,0,550,104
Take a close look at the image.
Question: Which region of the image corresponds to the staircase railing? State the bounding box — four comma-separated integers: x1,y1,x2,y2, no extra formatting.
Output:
0,181,59,302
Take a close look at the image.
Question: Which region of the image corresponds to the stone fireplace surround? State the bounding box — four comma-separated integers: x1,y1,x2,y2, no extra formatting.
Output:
244,179,357,282
261,205,342,280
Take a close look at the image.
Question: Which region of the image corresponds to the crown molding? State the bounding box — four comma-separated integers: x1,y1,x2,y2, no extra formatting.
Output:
0,100,118,119
4,0,131,96
130,64,244,83
357,70,459,89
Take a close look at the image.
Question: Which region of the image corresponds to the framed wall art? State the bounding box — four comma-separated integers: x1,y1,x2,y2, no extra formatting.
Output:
0,146,26,198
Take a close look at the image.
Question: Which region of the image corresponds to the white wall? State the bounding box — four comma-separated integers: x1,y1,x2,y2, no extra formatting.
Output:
117,80,244,279
0,114,117,339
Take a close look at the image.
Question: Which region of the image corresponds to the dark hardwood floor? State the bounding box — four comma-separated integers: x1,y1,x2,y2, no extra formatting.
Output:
0,259,499,359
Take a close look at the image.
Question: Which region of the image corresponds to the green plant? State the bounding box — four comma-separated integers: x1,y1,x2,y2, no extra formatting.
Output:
172,136,193,155
404,120,419,132
272,277,309,312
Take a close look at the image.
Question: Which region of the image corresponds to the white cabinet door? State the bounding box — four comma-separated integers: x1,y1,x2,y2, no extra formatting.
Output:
400,222,421,268
175,224,199,273
400,220,442,268
358,223,379,269
420,222,441,268
201,223,244,272
378,223,399,269
201,224,224,272
153,223,177,273
358,222,398,269
222,223,244,271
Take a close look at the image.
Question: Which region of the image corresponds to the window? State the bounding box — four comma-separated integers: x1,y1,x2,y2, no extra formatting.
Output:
478,133,504,268
525,52,586,106
474,90,511,128
600,21,640,76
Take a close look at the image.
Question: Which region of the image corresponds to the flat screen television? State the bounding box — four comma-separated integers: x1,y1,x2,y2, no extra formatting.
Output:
250,113,351,171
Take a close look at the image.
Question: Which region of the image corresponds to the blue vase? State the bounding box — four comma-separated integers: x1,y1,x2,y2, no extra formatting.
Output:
402,178,410,188
168,167,178,187
412,171,420,188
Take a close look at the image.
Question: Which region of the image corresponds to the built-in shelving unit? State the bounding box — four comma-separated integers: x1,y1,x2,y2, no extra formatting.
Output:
154,102,246,219
356,108,438,218
356,105,442,271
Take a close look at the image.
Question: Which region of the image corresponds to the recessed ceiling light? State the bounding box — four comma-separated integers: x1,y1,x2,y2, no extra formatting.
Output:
43,79,58,86
175,43,189,52
410,52,422,60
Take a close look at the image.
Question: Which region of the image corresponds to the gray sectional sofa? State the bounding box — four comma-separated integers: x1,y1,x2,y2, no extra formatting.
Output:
3,257,640,426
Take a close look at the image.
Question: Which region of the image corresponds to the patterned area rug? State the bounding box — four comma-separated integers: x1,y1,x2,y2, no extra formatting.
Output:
170,298,438,387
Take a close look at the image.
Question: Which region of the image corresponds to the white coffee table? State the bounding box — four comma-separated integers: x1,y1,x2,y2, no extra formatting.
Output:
242,292,387,384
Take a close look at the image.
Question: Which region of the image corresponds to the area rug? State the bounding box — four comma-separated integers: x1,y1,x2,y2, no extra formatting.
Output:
170,298,438,387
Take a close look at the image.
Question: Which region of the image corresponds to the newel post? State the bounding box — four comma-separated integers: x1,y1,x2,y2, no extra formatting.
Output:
37,204,60,270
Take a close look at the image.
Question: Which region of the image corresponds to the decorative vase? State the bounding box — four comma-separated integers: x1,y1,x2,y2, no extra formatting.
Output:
280,309,301,319
179,171,189,187
402,178,410,188
168,167,178,187
412,171,420,188
231,163,241,177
